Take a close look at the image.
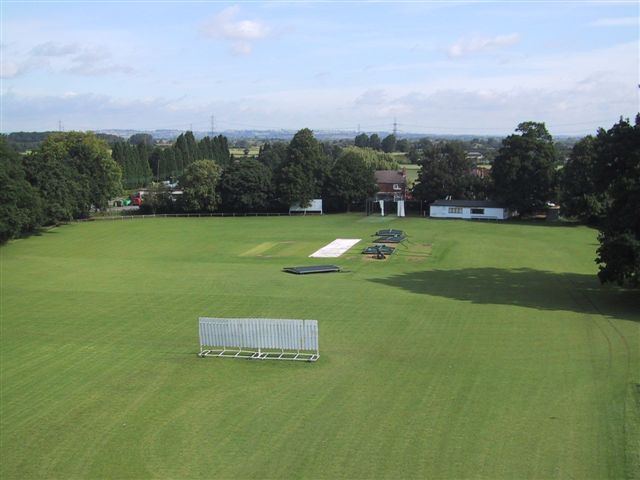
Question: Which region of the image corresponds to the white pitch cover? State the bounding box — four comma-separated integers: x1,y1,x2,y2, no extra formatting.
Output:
309,238,361,258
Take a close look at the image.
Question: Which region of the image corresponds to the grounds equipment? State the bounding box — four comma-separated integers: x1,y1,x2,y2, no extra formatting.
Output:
282,265,341,274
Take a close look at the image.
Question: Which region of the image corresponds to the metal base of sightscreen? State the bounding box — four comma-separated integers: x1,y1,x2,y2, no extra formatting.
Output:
199,348,319,362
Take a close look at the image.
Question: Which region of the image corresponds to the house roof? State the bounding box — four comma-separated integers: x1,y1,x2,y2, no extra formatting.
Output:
430,199,505,208
374,170,405,184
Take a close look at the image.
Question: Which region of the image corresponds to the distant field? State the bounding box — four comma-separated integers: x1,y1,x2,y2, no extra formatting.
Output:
390,152,409,163
1,215,638,479
229,147,260,157
404,163,420,186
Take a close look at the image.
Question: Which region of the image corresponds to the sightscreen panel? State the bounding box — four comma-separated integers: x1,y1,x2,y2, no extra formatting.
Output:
199,318,319,352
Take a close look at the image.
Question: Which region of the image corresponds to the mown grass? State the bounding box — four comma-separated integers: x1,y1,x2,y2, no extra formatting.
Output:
1,215,638,479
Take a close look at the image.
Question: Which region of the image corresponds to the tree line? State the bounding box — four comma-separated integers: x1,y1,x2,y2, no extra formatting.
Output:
410,116,639,287
1,132,122,241
112,132,231,188
1,115,637,286
143,128,398,215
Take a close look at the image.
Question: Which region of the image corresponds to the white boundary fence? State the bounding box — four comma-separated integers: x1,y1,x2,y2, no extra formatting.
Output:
198,317,319,362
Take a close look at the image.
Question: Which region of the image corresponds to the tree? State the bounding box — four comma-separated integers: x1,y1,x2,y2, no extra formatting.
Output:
112,141,152,188
354,133,369,148
560,136,606,223
381,134,397,153
326,149,377,212
338,146,398,171
276,128,329,207
369,133,381,150
219,159,273,212
594,115,640,287
396,138,410,152
491,122,558,215
140,182,174,215
412,141,475,204
0,138,43,242
128,133,154,146
62,132,122,211
23,132,122,220
257,141,287,171
178,159,221,212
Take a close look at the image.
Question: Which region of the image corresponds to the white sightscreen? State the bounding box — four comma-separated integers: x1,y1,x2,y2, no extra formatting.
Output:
199,318,319,351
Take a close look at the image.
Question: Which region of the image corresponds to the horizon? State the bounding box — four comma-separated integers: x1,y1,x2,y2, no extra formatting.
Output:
2,1,638,136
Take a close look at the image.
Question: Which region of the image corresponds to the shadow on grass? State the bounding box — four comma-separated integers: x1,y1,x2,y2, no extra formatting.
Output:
370,267,640,322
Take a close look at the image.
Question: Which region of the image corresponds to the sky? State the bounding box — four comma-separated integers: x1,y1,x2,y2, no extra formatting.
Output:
1,0,638,136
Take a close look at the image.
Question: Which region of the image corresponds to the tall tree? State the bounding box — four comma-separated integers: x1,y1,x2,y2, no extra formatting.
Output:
369,133,381,150
594,115,640,287
354,133,369,148
219,159,273,212
338,146,398,170
396,138,410,152
24,132,121,219
0,138,43,242
492,122,558,214
560,136,605,223
276,128,329,207
128,133,154,146
412,141,475,204
257,141,287,171
112,142,152,188
326,149,377,212
381,134,397,153
178,159,221,212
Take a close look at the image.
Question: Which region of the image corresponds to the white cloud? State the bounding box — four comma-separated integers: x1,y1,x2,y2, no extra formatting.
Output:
588,17,639,27
31,42,80,56
1,62,21,78
200,5,271,55
447,33,520,58
2,41,136,77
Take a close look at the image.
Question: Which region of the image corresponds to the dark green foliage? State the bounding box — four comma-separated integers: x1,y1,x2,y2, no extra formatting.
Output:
149,148,177,180
23,132,122,221
0,138,43,242
338,146,398,171
492,122,558,214
23,145,84,222
276,128,329,207
139,182,174,215
220,159,273,212
111,142,153,188
257,142,287,171
412,141,476,204
594,115,640,287
369,133,381,150
382,134,397,153
6,131,56,152
178,159,221,212
321,142,343,162
128,133,154,146
354,133,369,148
326,149,377,211
396,138,410,152
144,133,230,181
596,232,639,287
560,136,606,223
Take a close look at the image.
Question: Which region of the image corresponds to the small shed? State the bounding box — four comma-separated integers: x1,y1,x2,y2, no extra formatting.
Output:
429,199,510,220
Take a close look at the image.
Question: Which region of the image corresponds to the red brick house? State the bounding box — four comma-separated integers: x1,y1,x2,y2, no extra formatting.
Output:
374,168,408,201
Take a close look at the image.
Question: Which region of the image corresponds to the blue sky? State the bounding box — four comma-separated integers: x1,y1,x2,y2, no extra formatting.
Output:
1,1,638,135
